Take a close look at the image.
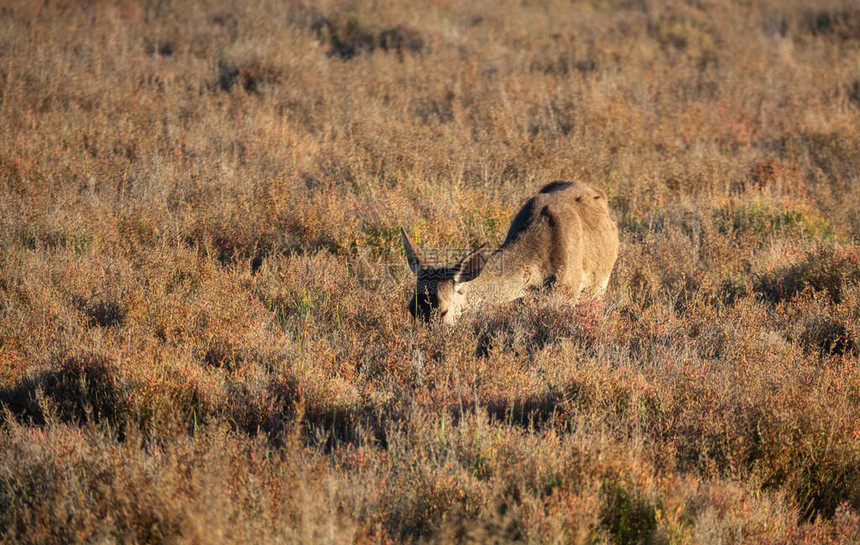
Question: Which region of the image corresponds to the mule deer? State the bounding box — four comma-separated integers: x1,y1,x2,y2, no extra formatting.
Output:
401,181,619,324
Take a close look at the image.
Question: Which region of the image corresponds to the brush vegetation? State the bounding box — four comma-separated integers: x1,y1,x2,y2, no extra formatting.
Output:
1,0,860,543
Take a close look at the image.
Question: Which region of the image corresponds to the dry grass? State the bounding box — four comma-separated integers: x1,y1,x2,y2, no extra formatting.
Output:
1,0,860,543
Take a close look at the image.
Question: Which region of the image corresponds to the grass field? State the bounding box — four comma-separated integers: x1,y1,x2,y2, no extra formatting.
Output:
1,0,860,542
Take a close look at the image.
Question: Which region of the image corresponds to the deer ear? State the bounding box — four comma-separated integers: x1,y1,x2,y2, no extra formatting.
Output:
454,245,488,283
401,227,428,275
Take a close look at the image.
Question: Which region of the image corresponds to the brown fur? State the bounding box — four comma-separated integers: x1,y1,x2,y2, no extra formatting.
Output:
402,181,619,323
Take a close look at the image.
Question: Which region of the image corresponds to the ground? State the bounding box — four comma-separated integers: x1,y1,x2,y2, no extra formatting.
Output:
1,0,859,543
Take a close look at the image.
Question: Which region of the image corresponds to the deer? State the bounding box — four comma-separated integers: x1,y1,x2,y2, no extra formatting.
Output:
401,181,619,324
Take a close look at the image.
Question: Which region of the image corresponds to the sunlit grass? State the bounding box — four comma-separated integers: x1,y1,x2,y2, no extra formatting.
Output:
1,0,859,542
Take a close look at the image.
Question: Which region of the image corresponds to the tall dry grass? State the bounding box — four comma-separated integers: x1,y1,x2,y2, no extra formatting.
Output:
1,0,860,542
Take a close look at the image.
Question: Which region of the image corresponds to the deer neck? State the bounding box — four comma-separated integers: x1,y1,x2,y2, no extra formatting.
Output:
462,248,533,308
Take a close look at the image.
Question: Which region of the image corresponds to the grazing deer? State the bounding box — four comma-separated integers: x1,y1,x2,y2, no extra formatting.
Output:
401,181,619,324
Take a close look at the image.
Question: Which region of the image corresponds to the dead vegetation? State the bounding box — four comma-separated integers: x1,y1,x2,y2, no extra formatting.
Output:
1,0,859,543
